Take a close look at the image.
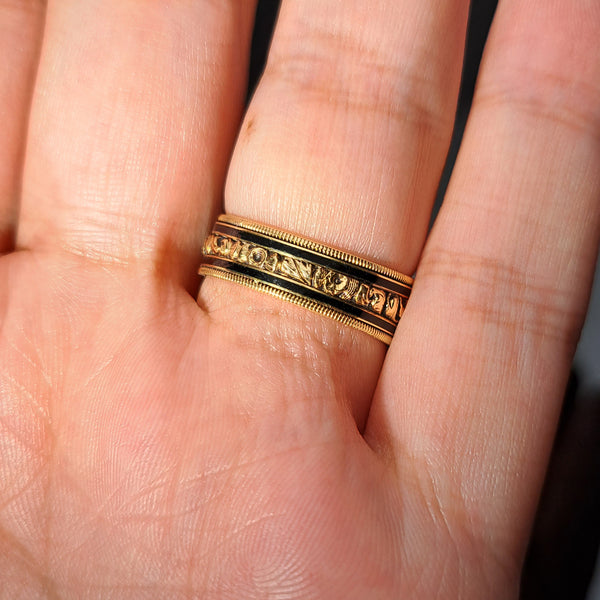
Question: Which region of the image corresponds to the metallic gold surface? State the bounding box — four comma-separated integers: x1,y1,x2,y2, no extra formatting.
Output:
218,214,414,284
199,215,413,344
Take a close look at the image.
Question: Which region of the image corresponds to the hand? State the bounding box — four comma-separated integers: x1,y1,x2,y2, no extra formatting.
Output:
1,1,598,598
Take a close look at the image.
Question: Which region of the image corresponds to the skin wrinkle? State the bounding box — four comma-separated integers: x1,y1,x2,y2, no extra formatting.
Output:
266,1,456,126
1,356,54,582
45,470,164,584
1,370,49,427
404,466,517,600
15,308,189,584
195,473,316,596
419,247,584,349
106,437,346,519
397,446,480,570
0,526,58,599
86,419,305,528
0,462,47,514
477,10,600,143
5,333,52,390
40,411,55,596
475,81,600,145
0,433,48,540
204,282,365,379
264,31,451,137
196,510,289,568
44,368,352,588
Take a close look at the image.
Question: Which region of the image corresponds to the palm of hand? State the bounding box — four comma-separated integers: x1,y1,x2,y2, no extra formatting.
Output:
3,256,489,598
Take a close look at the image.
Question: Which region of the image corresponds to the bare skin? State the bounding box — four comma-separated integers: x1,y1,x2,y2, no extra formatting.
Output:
1,1,599,598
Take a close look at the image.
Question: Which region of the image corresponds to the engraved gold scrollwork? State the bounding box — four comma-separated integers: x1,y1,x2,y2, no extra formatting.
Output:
203,232,406,324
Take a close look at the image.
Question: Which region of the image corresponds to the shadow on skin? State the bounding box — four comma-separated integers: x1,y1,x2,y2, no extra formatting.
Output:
521,373,600,600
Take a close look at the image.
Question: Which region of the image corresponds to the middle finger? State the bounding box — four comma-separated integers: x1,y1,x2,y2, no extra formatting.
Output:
17,0,256,289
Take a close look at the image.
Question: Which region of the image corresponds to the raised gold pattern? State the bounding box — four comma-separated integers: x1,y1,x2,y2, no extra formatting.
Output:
199,215,413,345
198,266,394,344
219,214,414,284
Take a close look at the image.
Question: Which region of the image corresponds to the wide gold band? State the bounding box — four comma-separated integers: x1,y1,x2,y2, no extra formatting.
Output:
198,215,413,344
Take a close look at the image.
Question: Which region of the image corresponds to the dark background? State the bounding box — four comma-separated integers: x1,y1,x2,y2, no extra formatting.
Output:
247,2,600,598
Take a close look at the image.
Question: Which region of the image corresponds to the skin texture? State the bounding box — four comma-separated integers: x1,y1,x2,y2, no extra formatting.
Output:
1,0,599,598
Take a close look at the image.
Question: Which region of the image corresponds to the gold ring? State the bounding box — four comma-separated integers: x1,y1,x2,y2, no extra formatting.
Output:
198,215,413,345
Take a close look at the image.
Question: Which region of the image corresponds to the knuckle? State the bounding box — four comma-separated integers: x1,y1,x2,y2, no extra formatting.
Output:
420,248,584,354
476,67,600,142
476,6,600,141
263,24,452,134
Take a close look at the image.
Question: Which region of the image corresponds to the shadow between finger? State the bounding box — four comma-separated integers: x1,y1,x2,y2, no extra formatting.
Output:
521,374,600,600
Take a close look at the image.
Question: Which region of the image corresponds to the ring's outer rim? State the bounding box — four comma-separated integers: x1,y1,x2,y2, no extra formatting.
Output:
218,214,414,286
198,264,394,345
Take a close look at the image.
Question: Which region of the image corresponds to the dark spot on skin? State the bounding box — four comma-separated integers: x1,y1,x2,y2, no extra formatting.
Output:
244,117,256,139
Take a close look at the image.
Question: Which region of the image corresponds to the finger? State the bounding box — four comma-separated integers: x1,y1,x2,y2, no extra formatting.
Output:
200,0,470,423
0,0,45,254
17,0,256,289
371,0,600,565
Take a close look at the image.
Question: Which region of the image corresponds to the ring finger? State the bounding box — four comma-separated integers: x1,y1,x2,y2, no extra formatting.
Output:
200,0,471,423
